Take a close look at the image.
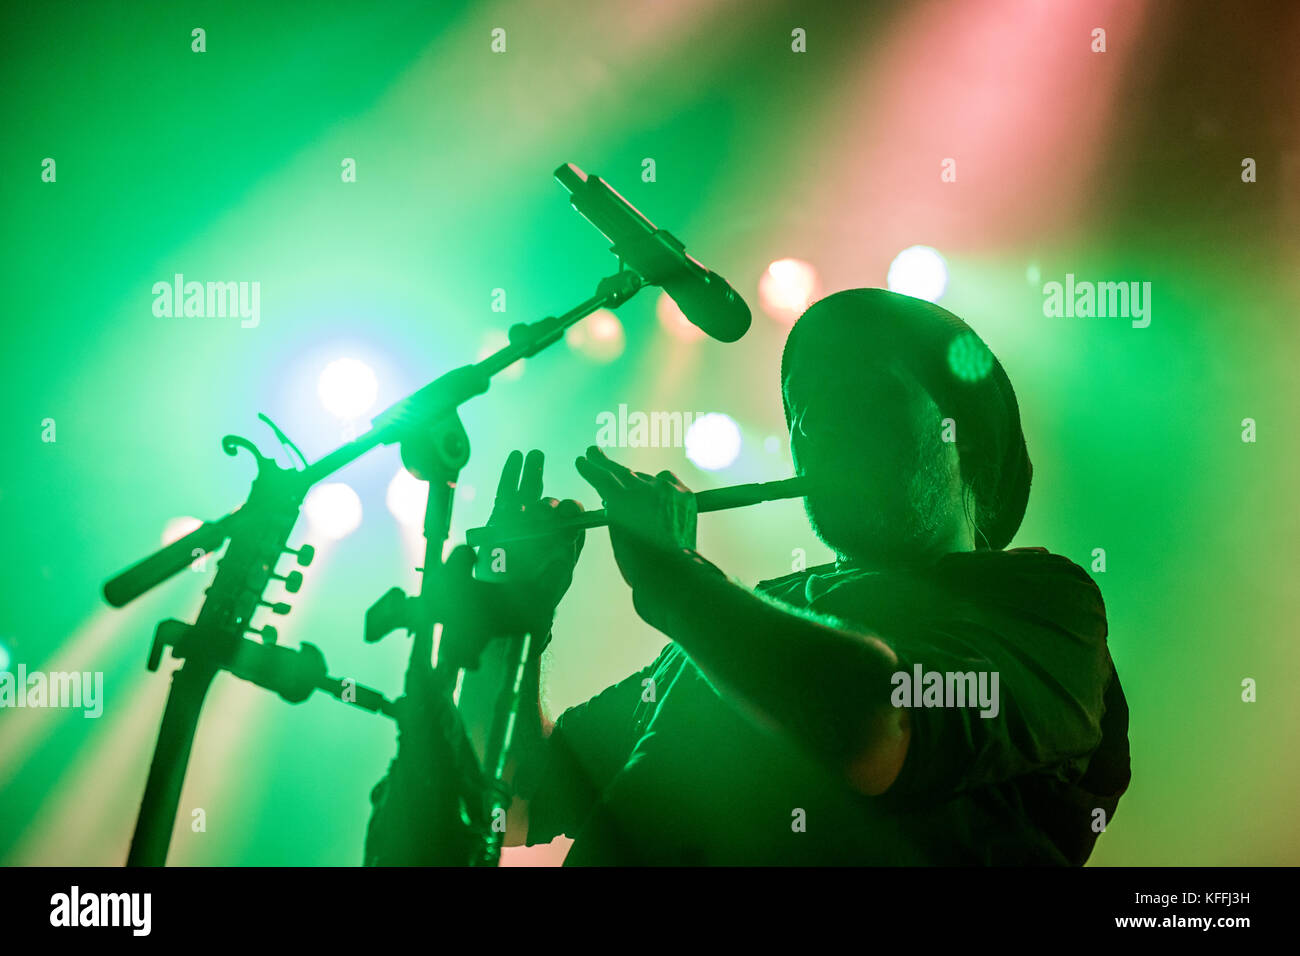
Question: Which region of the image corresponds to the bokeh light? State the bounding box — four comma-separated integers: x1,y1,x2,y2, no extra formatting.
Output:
303,482,363,540
317,358,379,421
685,413,742,471
386,467,427,528
887,245,949,302
565,308,626,362
758,257,820,324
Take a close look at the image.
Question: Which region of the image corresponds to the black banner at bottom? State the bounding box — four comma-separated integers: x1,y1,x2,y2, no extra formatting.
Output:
0,865,1277,942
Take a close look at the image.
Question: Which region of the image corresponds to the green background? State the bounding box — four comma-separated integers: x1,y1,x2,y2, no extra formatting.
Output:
1,0,1297,865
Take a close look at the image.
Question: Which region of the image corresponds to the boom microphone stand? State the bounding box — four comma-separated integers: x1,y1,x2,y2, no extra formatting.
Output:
107,267,646,866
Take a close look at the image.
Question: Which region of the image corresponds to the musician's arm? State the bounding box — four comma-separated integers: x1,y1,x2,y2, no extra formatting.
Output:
629,550,909,796
506,649,666,848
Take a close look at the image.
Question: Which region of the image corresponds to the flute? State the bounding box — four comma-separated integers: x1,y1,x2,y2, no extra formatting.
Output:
464,476,809,549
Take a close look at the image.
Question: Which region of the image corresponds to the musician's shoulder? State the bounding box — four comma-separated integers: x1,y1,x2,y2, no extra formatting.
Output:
754,561,838,596
966,546,1097,580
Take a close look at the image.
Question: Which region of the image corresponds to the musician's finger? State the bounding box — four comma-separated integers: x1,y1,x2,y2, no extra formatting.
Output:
655,469,693,495
554,498,587,555
520,449,545,501
518,496,566,531
554,498,586,517
552,496,584,527
495,449,524,504
575,454,624,497
584,445,638,482
577,448,629,487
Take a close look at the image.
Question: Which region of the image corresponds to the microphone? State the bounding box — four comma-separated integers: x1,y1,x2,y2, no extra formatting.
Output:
555,163,752,343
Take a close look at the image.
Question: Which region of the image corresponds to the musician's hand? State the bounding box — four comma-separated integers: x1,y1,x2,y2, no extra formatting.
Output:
476,449,586,649
574,445,697,591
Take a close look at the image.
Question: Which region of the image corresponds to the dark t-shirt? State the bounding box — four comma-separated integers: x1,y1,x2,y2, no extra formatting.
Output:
523,547,1131,865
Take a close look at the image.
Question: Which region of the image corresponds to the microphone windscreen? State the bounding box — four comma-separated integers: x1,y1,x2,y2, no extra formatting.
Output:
663,270,752,343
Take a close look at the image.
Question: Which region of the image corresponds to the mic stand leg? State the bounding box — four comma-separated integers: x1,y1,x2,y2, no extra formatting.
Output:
395,409,541,866
126,655,216,866
396,412,491,864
